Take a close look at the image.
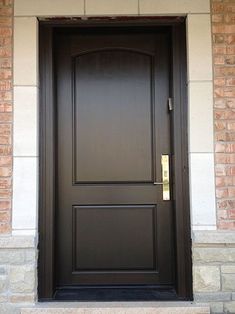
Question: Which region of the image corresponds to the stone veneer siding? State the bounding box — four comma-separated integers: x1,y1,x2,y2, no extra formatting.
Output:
0,0,13,234
213,0,235,229
193,231,235,313
0,236,36,313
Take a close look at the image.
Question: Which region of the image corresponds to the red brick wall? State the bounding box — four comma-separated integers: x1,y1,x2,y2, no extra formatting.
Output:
212,0,235,229
0,0,12,233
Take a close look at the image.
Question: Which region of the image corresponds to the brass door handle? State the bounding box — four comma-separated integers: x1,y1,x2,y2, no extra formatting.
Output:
153,155,170,201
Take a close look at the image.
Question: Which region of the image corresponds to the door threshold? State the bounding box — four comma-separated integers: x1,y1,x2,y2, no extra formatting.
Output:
52,286,181,302
21,302,210,314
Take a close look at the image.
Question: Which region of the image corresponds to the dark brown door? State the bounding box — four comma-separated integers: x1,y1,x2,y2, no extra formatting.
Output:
55,29,174,294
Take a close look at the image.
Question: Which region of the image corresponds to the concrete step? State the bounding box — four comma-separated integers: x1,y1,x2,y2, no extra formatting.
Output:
21,302,210,314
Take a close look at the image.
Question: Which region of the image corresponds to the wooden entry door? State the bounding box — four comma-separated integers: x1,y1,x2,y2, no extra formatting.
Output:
39,22,192,301
55,29,174,296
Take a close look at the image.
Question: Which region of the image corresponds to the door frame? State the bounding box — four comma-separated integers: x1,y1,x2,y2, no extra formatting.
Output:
38,18,192,301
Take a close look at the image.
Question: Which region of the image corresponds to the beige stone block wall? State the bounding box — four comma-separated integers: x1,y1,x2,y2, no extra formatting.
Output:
193,231,235,313
0,236,37,313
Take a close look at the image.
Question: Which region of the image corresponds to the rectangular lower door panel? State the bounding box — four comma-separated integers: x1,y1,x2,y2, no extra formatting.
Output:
73,205,156,272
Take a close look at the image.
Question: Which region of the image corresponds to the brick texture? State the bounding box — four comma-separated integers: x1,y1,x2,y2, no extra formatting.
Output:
0,0,12,233
212,0,235,229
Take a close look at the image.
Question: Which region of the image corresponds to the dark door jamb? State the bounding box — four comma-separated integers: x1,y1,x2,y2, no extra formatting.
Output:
38,18,192,301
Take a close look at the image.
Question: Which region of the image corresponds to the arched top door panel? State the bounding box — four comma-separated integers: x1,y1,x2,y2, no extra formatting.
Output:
73,48,155,183
73,47,154,58
70,32,158,56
